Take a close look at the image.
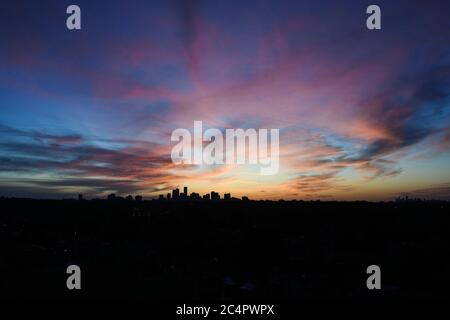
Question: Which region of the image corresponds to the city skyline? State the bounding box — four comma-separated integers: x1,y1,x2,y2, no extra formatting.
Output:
1,0,450,201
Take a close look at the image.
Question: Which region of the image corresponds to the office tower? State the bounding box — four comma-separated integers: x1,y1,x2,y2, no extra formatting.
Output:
211,191,220,200
190,192,200,200
172,188,180,199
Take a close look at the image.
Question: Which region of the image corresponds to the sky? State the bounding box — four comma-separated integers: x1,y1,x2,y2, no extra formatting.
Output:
0,0,449,200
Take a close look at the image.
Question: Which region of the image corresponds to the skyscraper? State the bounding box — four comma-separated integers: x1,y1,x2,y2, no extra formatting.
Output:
211,191,220,200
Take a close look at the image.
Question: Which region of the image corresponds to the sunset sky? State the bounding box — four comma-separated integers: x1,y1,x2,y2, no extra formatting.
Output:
0,0,449,200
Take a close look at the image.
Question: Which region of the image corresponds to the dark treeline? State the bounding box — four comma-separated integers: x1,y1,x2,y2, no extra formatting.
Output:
1,198,449,299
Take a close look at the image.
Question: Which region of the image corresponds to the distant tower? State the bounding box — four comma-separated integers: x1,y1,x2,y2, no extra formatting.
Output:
172,188,180,199
211,191,220,200
190,192,200,200
167,193,171,200
159,194,164,200
78,194,83,201
184,186,188,196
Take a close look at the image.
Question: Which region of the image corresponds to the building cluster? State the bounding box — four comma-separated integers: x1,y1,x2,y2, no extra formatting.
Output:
78,187,249,202
106,193,143,201
158,187,249,202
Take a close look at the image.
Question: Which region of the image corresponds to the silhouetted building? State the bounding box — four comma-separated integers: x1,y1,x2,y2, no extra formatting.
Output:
211,191,220,201
224,193,231,200
184,186,188,196
167,193,171,200
78,194,83,201
172,188,180,199
190,192,200,200
159,194,164,200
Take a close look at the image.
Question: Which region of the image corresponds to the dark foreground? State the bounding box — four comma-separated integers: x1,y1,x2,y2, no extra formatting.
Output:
1,198,449,300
